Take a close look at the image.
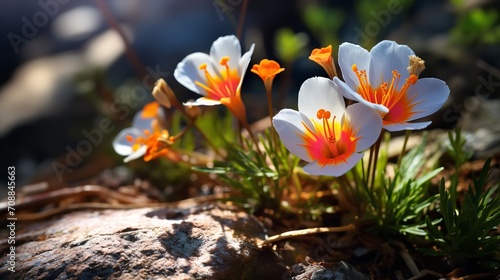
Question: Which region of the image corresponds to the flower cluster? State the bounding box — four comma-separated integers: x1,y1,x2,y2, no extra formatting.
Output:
274,40,449,176
112,36,449,179
107,34,500,272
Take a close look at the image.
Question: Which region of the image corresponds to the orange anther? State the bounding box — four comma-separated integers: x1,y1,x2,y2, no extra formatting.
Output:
317,109,325,119
408,74,418,84
220,56,230,65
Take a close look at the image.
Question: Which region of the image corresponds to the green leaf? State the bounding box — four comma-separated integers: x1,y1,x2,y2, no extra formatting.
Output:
416,247,442,257
425,216,444,240
414,167,444,187
275,28,309,63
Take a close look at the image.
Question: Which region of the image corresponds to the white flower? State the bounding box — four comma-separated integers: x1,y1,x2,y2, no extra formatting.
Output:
273,77,382,176
174,35,254,125
333,40,450,131
113,102,169,162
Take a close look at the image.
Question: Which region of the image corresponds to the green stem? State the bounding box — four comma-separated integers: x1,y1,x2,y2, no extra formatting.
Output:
335,175,351,211
351,168,373,214
360,157,366,185
396,130,411,169
237,120,243,146
265,83,281,157
292,168,302,205
241,120,259,148
171,100,225,159
266,85,275,131
366,145,374,186
192,122,225,158
370,133,383,189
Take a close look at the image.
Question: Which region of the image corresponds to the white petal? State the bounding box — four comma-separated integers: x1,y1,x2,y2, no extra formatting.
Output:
123,145,147,163
237,43,255,92
333,77,389,114
369,40,415,86
112,127,142,156
183,97,221,106
303,153,364,177
239,43,255,74
298,77,346,119
273,109,314,162
174,52,213,95
210,35,241,71
384,121,432,131
406,78,450,121
337,42,371,90
132,110,155,131
344,103,382,151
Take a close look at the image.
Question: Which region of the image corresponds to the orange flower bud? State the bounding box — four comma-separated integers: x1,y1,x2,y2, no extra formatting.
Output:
309,45,337,79
251,59,285,83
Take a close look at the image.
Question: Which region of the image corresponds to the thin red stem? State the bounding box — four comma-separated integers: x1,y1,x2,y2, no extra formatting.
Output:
95,0,147,80
236,0,249,40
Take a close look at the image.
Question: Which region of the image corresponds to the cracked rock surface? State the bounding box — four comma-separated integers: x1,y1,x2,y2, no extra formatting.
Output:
0,204,287,279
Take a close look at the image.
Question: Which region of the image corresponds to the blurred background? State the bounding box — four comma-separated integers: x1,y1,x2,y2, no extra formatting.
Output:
1,0,499,190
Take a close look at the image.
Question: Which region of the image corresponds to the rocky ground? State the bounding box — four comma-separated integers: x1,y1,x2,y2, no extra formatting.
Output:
0,203,288,279
0,200,374,279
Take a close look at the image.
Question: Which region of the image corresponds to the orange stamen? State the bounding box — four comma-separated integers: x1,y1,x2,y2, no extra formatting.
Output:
351,64,419,123
193,57,249,127
194,57,240,101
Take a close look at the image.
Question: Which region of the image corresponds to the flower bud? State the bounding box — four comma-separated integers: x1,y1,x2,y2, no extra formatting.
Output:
309,45,337,79
152,78,178,108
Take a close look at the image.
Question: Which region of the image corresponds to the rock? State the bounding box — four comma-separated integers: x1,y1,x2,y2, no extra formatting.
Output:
461,99,500,158
0,203,287,279
291,261,369,280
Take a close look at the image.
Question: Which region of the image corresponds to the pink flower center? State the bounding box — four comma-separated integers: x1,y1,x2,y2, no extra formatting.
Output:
300,109,358,167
